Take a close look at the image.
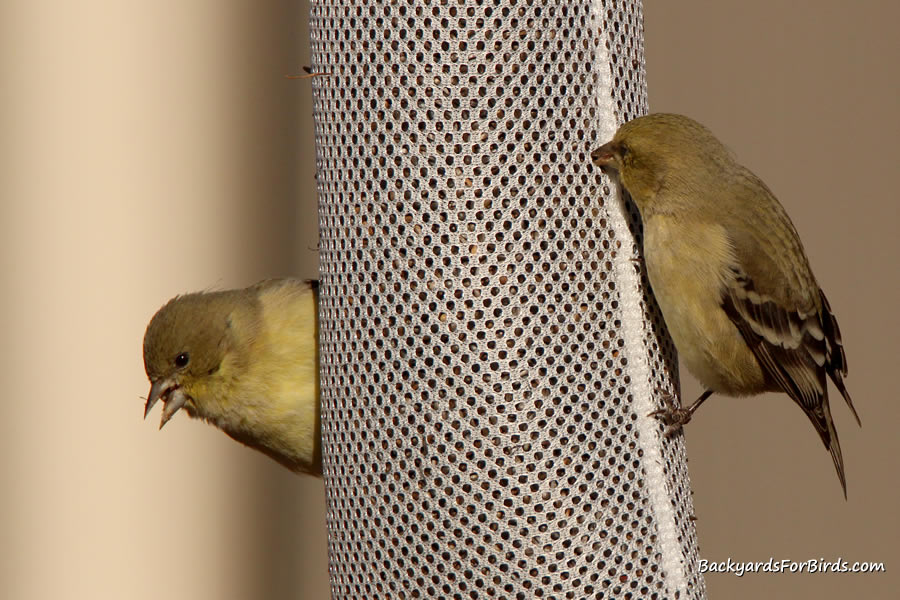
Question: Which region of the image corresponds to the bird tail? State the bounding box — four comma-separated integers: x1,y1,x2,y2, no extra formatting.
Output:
815,398,847,500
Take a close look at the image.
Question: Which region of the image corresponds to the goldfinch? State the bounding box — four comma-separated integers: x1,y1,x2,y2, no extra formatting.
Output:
592,113,860,496
142,278,321,475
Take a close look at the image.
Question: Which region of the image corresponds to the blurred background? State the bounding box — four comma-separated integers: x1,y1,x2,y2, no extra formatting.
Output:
1,1,896,599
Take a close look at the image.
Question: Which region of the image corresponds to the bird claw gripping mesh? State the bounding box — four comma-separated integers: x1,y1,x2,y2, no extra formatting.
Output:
311,1,706,598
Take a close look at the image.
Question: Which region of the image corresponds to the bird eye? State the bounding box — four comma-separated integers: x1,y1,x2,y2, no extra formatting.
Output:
174,352,190,368
618,143,629,157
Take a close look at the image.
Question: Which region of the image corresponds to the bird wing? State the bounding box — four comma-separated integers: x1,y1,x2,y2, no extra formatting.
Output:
722,264,829,412
720,258,855,496
817,289,858,423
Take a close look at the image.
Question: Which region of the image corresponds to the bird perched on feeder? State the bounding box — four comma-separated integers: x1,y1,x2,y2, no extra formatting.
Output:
142,278,321,476
592,113,860,497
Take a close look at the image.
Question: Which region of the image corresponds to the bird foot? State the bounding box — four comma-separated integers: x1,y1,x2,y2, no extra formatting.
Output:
648,389,693,438
649,388,713,438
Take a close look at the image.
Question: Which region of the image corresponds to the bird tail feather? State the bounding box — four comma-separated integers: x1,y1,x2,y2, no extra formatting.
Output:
821,399,847,499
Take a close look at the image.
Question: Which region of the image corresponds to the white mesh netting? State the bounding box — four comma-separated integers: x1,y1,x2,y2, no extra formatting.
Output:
310,1,705,598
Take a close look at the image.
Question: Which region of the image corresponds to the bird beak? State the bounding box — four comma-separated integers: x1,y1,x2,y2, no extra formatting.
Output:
144,378,189,429
591,142,617,169
144,379,169,418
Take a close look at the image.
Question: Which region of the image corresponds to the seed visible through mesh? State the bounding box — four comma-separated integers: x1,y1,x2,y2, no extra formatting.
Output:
311,1,702,598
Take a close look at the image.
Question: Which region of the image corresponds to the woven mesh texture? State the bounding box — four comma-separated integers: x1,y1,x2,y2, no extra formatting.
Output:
311,1,705,598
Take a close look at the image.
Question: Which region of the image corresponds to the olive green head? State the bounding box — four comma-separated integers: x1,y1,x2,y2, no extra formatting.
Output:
591,113,735,212
142,288,257,426
143,291,235,384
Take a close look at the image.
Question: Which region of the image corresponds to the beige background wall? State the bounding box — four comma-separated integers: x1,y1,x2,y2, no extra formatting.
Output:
1,1,895,599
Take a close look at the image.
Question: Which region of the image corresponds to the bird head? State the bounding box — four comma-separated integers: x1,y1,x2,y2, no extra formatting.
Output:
591,113,734,215
142,291,241,428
